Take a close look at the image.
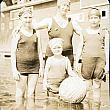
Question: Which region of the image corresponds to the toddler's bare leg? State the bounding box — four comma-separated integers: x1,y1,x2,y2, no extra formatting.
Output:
84,79,92,101
83,79,92,109
92,78,101,109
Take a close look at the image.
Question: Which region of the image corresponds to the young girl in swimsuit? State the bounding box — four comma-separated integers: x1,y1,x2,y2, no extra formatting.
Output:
11,7,44,103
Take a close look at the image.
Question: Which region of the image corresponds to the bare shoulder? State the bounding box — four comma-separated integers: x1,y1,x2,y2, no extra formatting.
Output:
33,17,52,29
40,17,52,25
69,16,82,35
11,28,21,42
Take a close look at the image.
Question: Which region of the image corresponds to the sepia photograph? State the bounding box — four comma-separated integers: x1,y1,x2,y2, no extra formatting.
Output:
0,0,110,110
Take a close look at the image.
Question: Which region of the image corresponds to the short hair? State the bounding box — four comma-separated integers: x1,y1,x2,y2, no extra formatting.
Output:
57,0,71,8
49,38,64,49
88,7,101,19
18,7,32,17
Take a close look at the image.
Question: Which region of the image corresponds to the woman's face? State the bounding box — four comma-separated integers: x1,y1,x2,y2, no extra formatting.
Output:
59,2,70,16
21,12,32,25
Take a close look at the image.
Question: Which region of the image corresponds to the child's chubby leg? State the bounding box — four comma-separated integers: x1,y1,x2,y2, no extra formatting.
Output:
81,57,95,102
16,74,27,103
92,78,101,103
84,79,92,101
82,79,92,110
92,57,105,103
27,74,39,99
47,83,59,98
92,78,101,110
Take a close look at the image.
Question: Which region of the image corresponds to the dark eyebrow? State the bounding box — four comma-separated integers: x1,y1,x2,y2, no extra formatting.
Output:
91,7,99,10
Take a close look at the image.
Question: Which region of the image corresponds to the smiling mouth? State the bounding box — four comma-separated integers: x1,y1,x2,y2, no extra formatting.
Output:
26,22,31,23
92,23,96,24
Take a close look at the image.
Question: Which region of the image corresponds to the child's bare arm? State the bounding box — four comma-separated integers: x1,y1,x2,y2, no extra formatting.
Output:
66,58,78,77
43,58,51,90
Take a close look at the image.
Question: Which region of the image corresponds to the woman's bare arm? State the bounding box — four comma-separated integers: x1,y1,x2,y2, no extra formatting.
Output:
43,58,51,90
71,19,82,36
11,32,20,72
71,19,83,70
11,30,21,80
37,31,45,77
32,17,52,30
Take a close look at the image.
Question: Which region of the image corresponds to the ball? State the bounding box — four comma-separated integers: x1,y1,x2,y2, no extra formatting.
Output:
59,75,87,103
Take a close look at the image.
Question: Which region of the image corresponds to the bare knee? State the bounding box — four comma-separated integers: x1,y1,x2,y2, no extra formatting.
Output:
93,79,101,89
16,88,25,99
85,80,92,91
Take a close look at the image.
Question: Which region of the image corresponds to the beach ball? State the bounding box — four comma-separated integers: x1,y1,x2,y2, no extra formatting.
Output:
59,75,87,103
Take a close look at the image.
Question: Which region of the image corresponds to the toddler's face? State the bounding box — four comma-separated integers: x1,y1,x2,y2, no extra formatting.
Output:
51,45,63,55
89,15,100,28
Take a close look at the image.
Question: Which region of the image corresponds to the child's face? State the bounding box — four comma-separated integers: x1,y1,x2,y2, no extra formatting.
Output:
51,45,63,55
89,15,100,28
21,12,32,24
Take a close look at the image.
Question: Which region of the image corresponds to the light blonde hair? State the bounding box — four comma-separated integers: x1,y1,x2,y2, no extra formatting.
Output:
49,38,64,49
88,7,101,19
18,6,32,17
57,0,71,11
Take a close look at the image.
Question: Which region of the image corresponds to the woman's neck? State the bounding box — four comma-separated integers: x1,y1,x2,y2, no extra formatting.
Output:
54,13,68,28
22,25,33,32
21,25,33,37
